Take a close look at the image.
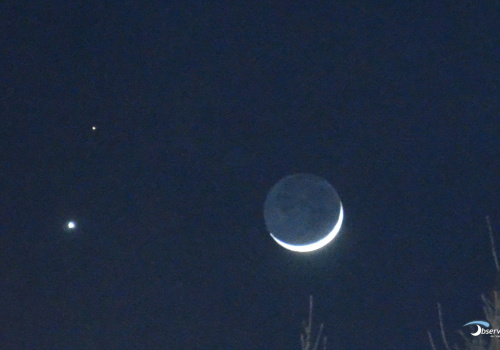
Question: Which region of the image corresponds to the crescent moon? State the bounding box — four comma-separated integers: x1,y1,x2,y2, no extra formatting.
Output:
471,325,482,336
270,205,344,253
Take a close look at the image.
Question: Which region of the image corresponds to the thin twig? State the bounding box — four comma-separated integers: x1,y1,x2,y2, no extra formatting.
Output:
486,215,499,272
428,330,437,350
313,323,324,350
309,295,313,346
301,296,327,350
301,296,313,350
438,303,451,350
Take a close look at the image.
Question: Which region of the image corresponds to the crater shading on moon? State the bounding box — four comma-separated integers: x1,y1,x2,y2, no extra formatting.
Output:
264,173,343,252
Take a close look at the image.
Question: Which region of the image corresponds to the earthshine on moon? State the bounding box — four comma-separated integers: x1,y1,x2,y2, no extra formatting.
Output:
264,174,343,253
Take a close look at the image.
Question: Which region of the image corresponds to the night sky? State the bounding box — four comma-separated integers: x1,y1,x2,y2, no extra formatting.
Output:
2,1,499,349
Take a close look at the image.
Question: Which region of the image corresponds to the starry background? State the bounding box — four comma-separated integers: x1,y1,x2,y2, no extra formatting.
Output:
1,1,499,349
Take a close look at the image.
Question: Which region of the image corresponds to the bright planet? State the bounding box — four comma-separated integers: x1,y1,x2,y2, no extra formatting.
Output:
263,173,343,253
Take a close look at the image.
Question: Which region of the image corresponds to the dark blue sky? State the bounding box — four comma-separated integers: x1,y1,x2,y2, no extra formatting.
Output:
2,1,499,349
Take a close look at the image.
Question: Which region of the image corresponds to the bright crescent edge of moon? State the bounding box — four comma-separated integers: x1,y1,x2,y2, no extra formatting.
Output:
270,204,344,253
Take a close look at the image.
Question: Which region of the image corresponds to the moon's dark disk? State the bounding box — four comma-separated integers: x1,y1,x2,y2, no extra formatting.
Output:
264,174,343,252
